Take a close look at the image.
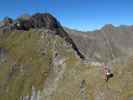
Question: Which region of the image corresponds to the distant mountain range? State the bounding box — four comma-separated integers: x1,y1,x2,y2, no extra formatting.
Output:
1,14,133,63
0,13,133,100
65,24,133,62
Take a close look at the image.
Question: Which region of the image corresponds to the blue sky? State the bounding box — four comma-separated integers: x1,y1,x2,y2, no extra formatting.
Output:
0,0,133,31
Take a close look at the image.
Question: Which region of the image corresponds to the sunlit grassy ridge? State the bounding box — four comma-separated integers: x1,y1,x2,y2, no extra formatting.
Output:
0,29,133,100
0,30,48,99
0,29,79,100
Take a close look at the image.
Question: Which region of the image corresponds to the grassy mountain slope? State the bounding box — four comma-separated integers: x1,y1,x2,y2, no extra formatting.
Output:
0,29,132,100
0,29,80,100
65,25,133,63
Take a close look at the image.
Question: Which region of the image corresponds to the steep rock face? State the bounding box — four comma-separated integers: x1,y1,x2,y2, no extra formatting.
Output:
31,13,60,30
65,25,133,62
15,13,60,31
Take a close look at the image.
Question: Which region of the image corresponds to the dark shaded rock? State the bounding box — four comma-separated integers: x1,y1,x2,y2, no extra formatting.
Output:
57,27,85,59
31,13,60,30
14,13,61,31
3,17,13,26
14,18,33,30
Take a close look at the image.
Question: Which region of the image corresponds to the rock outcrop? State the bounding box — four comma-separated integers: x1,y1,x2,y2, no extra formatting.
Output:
0,13,85,59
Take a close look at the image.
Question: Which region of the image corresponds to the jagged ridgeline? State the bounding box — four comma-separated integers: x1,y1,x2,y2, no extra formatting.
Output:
0,13,84,100
0,13,133,100
0,13,82,100
0,13,84,59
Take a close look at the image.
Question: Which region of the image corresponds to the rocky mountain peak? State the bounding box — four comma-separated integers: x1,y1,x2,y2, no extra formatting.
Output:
101,24,115,30
0,13,133,100
0,13,85,59
15,13,61,31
